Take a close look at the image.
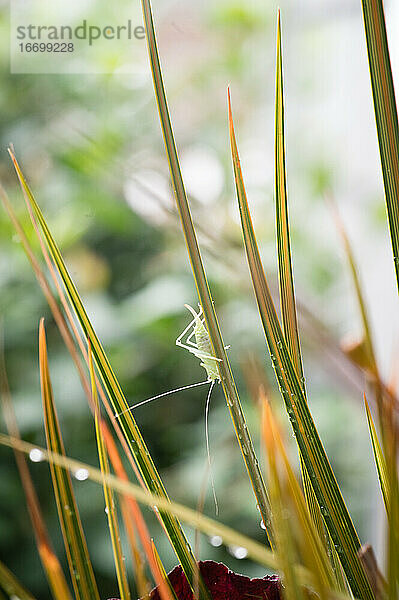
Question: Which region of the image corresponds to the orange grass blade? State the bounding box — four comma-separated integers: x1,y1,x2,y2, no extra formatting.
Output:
102,425,174,600
39,320,100,600
262,395,337,596
262,401,304,600
0,346,72,600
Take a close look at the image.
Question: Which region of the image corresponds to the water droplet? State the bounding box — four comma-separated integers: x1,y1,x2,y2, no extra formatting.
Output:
260,519,266,530
228,545,248,559
209,535,223,547
29,448,44,463
74,468,89,481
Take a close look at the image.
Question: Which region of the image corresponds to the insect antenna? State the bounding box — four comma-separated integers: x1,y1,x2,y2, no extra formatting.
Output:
114,379,211,418
205,379,218,515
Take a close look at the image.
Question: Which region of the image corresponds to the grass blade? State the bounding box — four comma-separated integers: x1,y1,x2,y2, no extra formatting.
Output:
0,561,38,600
263,396,337,597
0,183,147,491
139,0,273,542
263,402,304,600
361,0,399,289
151,543,179,600
332,204,376,373
101,426,174,600
0,433,315,582
228,90,374,600
274,15,339,579
39,320,100,600
365,397,389,513
119,497,151,599
88,341,131,600
275,12,304,384
1,184,174,600
9,151,209,600
0,348,72,600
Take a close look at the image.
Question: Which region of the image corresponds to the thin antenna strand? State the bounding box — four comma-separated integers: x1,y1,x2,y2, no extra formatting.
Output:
115,380,211,418
205,380,218,515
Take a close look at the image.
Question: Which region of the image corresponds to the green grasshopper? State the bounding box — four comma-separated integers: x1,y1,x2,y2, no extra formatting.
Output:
116,304,229,513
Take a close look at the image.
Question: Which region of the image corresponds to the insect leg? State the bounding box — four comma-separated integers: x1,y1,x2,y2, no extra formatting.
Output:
176,315,197,349
185,327,198,348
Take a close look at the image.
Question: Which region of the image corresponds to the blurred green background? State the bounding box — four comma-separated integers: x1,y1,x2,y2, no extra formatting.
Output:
0,0,398,598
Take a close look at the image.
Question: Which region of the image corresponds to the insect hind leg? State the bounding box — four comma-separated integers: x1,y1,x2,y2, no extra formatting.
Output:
176,315,197,349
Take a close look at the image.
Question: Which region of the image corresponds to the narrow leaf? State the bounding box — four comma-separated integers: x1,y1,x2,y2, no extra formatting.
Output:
274,16,337,580
139,0,273,543
152,542,179,600
275,11,304,383
228,91,374,600
361,0,399,290
263,395,336,596
0,561,38,600
263,402,304,600
0,331,72,600
39,320,100,600
101,425,174,600
0,433,314,583
1,183,174,600
365,396,389,512
88,341,131,600
9,151,208,600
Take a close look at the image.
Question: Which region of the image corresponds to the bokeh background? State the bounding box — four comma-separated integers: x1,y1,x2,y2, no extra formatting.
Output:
0,0,398,598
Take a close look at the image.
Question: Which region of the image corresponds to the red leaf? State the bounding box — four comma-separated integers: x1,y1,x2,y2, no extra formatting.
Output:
148,560,281,600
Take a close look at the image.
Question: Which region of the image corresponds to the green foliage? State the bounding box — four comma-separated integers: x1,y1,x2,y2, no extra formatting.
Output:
0,2,398,600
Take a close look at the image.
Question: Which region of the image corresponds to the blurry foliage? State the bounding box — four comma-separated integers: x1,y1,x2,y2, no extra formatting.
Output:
0,0,392,598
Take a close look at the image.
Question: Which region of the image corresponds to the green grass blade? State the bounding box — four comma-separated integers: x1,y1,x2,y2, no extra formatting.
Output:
88,341,131,600
0,433,317,583
274,15,337,577
139,0,273,543
39,320,101,600
386,431,398,600
9,151,208,600
365,394,399,598
365,397,389,512
0,561,38,600
151,542,179,600
361,0,399,290
2,180,177,600
228,93,374,600
275,12,304,384
0,183,148,492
